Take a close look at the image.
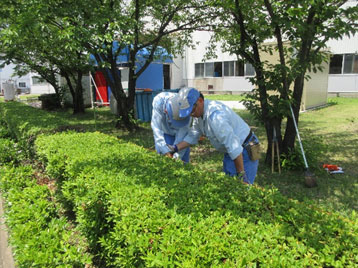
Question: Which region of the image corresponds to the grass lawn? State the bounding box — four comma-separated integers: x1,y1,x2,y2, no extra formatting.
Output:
204,94,246,101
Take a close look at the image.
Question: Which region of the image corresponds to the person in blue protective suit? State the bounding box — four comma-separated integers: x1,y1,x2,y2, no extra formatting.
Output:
169,87,259,184
151,91,191,162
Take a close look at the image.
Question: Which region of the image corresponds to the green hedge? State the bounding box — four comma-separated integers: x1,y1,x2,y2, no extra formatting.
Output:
0,165,92,267
35,132,358,267
0,101,67,138
0,102,93,267
2,101,358,267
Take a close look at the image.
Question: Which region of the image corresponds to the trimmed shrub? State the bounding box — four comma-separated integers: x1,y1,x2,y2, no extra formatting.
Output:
38,93,61,110
0,165,93,267
0,120,11,138
0,138,19,164
0,101,69,158
35,132,358,267
2,100,358,267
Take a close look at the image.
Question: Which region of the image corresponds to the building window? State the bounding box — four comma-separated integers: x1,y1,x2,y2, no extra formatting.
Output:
235,60,245,76
32,76,47,85
343,54,358,74
214,62,222,77
195,60,254,78
205,62,214,77
195,63,204,77
329,54,358,74
245,63,255,76
18,82,26,88
329,54,343,74
224,61,235,76
196,62,225,77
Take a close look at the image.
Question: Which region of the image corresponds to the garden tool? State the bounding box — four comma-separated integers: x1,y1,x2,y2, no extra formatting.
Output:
271,127,281,174
274,127,281,174
271,136,275,173
289,104,317,187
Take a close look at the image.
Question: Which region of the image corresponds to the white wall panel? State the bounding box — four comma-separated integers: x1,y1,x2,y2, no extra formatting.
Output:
328,75,358,92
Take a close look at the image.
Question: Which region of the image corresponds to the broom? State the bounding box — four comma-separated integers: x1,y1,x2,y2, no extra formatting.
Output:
289,104,317,188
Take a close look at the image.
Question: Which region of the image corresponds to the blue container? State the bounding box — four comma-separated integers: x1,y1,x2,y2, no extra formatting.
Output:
164,88,180,93
135,90,161,122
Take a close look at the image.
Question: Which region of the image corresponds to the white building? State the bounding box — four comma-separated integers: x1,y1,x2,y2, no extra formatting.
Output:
326,34,358,96
171,31,256,94
170,1,358,99
170,31,330,111
325,0,358,97
0,61,55,95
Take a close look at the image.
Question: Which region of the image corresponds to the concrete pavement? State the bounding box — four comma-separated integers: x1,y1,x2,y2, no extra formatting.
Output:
0,196,15,268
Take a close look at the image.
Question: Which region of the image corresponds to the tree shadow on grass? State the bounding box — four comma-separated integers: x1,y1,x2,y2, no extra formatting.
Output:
256,126,358,216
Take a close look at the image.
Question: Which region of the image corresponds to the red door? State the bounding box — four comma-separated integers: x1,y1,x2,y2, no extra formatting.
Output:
94,71,108,105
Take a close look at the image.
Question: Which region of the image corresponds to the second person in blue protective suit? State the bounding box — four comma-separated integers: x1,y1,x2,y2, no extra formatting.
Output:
171,87,259,184
151,91,191,162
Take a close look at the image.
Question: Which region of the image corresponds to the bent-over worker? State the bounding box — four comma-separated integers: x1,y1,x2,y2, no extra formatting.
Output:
169,87,259,183
151,91,191,162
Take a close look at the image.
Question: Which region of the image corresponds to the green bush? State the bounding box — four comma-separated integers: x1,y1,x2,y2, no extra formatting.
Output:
0,120,11,138
0,165,93,267
35,132,358,267
281,135,327,171
0,101,70,158
38,93,61,110
0,138,19,164
2,100,358,267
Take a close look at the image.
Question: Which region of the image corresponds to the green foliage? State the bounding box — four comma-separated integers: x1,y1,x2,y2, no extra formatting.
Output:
38,93,62,110
2,98,358,266
0,165,93,267
207,0,358,159
0,0,92,114
281,135,328,171
0,138,21,164
280,147,303,171
34,131,358,267
0,120,11,138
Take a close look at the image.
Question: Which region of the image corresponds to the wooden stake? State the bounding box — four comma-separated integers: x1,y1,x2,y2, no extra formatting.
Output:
271,141,274,173
275,140,281,174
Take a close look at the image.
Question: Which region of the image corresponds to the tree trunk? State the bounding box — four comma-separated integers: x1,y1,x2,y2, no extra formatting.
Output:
112,49,140,131
63,71,85,114
72,84,85,114
115,96,136,130
249,43,283,166
282,73,305,153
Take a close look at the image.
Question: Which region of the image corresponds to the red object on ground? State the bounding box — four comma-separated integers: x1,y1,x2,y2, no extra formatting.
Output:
323,164,340,171
94,71,108,105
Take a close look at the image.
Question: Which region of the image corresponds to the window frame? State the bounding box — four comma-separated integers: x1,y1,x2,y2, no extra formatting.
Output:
195,63,204,78
18,82,27,88
194,60,255,78
329,53,358,74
